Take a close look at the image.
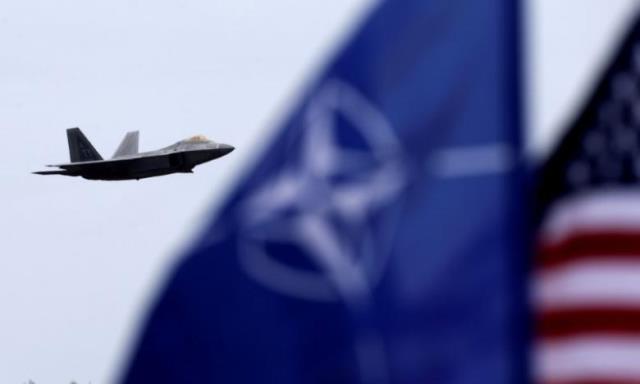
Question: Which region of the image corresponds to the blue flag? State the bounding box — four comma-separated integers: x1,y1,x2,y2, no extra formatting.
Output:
123,0,527,383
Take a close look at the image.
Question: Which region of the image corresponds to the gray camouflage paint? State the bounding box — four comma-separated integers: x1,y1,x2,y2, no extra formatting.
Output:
34,128,234,180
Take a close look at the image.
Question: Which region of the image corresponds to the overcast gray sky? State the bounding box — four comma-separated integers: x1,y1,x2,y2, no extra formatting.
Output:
0,0,638,382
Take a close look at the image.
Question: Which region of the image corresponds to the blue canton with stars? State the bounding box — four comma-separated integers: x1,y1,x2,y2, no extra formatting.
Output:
539,15,640,215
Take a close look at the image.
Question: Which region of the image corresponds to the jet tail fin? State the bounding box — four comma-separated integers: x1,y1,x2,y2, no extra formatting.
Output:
112,131,139,158
67,128,102,163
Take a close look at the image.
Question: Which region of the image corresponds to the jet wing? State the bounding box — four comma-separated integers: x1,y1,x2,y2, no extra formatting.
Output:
48,153,169,171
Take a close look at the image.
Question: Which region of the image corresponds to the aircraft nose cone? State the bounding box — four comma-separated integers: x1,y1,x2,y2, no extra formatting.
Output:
218,143,235,155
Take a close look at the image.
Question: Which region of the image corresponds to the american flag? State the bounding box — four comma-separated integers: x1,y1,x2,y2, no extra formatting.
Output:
534,15,640,384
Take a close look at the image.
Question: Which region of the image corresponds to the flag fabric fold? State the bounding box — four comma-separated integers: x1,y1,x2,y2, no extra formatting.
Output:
124,1,526,383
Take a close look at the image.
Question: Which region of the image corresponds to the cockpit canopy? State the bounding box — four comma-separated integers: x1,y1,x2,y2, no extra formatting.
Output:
185,135,210,143
161,134,220,151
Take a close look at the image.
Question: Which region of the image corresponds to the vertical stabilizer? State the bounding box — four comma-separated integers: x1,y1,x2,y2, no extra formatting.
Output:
112,131,139,158
67,128,103,163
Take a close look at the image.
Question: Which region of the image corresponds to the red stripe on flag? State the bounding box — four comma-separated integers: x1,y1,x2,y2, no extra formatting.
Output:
541,380,640,384
538,231,640,270
538,308,640,339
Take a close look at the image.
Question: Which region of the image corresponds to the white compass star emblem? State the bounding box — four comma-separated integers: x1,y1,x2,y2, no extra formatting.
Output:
238,79,408,302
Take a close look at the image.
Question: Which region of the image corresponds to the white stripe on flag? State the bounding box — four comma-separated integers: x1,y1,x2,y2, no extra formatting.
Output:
536,336,640,382
541,189,640,243
535,260,640,310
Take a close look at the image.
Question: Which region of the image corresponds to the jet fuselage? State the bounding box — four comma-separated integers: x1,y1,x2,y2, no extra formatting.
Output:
34,129,234,181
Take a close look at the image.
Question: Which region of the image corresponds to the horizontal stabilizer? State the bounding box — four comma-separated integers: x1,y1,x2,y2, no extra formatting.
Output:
113,131,139,158
33,170,72,176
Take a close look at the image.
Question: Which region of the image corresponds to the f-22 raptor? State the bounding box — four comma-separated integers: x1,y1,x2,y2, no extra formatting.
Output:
34,128,234,180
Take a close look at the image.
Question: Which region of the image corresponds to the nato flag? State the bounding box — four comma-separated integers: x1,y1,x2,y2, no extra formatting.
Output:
123,0,527,383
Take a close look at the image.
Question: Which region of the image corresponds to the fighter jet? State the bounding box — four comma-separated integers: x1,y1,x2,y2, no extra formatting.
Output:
34,128,234,180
